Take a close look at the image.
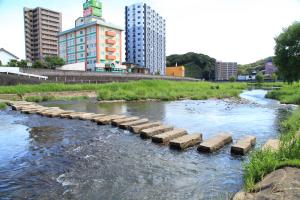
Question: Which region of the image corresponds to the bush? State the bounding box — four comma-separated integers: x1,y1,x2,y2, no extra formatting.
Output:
229,76,236,82
0,102,7,110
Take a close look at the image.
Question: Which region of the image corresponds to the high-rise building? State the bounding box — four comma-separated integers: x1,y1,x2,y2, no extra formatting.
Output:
58,0,124,72
125,3,166,75
215,61,238,81
24,7,62,63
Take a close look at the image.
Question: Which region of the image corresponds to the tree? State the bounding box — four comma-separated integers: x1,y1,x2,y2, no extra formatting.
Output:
0,60,2,66
7,59,18,67
274,22,300,83
44,56,65,69
256,72,264,83
32,60,44,68
17,59,28,68
271,73,278,82
229,76,236,82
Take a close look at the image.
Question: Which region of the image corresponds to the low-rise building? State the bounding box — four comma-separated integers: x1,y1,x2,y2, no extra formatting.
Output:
0,48,19,65
215,61,238,81
58,0,124,72
166,66,185,77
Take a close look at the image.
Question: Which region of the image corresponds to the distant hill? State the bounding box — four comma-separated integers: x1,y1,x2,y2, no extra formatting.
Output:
166,52,216,80
238,57,273,75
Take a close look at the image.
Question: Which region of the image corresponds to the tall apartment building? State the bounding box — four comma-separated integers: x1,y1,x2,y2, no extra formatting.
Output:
125,3,166,75
24,7,62,63
215,61,238,81
58,0,124,72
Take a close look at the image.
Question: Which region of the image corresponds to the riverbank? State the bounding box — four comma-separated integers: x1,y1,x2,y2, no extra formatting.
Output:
243,106,300,192
0,80,248,102
266,82,300,104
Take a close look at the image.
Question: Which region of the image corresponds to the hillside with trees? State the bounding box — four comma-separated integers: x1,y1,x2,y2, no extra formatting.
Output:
166,52,216,80
238,57,273,75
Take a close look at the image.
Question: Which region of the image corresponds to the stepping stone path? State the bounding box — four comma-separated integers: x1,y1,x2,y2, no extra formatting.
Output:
231,136,256,155
262,139,280,151
2,100,269,155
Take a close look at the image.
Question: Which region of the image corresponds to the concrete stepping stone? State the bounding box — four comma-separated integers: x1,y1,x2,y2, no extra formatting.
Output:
152,128,187,144
197,133,232,153
96,115,127,125
119,118,149,130
67,112,90,119
79,113,106,120
169,133,203,150
231,136,256,155
111,117,140,126
140,125,173,139
50,110,74,118
130,122,162,134
262,139,280,151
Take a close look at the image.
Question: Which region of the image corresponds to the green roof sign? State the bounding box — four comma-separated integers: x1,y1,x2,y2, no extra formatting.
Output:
83,0,102,17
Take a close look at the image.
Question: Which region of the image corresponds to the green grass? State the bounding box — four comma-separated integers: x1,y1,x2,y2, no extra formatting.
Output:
0,102,7,110
266,82,300,104
0,80,248,101
244,107,300,191
25,95,88,102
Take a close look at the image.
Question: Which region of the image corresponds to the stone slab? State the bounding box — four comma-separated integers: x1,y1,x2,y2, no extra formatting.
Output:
79,113,106,120
231,136,256,155
152,128,187,144
118,118,149,130
197,133,233,153
130,122,162,134
111,117,140,126
96,115,127,125
67,112,90,119
140,125,173,139
169,133,203,150
262,139,280,151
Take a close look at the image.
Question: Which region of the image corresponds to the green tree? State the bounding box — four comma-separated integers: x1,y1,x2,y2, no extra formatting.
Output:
32,60,44,68
0,60,2,66
256,72,264,83
274,22,300,83
44,56,65,69
229,76,236,82
271,73,278,82
7,59,18,67
17,59,28,68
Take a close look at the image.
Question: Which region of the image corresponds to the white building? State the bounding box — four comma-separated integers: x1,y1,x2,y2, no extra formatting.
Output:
0,48,19,65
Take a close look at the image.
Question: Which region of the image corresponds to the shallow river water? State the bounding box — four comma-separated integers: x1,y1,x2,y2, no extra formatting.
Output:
0,90,293,199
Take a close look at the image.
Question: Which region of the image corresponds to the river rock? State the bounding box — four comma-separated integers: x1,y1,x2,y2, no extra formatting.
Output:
233,167,300,200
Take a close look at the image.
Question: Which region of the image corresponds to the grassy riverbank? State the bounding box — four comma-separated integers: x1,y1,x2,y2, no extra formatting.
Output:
266,83,300,104
0,80,248,101
0,102,7,110
244,107,300,191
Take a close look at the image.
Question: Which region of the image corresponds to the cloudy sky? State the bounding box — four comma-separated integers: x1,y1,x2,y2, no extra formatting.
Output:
0,0,299,64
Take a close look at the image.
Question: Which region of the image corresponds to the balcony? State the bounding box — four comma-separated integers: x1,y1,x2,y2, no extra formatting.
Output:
106,55,116,60
105,31,116,37
105,39,116,45
106,47,116,52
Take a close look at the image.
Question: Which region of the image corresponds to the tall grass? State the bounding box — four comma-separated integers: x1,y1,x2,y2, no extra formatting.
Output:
244,107,300,191
266,82,300,104
0,102,7,110
0,80,248,101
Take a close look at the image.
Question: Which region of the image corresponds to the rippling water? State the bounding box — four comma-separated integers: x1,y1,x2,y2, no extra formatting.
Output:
0,90,293,199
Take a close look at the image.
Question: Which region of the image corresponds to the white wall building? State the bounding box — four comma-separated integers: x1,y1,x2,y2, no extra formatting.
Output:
0,48,19,65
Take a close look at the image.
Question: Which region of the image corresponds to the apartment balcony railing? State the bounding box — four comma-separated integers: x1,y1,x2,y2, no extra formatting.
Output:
105,47,116,52
106,55,116,60
105,39,116,45
105,31,116,37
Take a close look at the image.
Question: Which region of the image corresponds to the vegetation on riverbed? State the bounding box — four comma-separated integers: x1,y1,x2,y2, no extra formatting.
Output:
244,107,300,191
0,102,7,110
25,95,88,102
266,83,300,104
0,80,248,101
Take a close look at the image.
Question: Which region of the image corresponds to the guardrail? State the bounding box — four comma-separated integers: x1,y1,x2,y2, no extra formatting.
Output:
0,71,48,80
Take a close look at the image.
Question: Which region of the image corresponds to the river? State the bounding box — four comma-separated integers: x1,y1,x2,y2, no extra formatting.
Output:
0,90,293,199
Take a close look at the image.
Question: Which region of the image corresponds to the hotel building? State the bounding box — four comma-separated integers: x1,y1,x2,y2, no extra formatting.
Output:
125,3,166,75
58,0,124,72
215,61,238,81
24,7,62,63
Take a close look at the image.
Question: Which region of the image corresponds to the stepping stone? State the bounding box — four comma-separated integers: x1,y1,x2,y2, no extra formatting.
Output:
79,113,106,120
119,118,149,130
140,125,173,139
231,136,256,155
197,133,232,153
68,112,89,119
262,139,280,151
50,110,74,118
90,114,108,122
60,112,76,118
152,128,188,144
96,115,126,125
111,117,140,126
170,133,203,150
130,122,162,134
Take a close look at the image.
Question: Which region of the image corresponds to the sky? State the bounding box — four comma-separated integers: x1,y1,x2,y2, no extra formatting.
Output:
0,0,299,64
